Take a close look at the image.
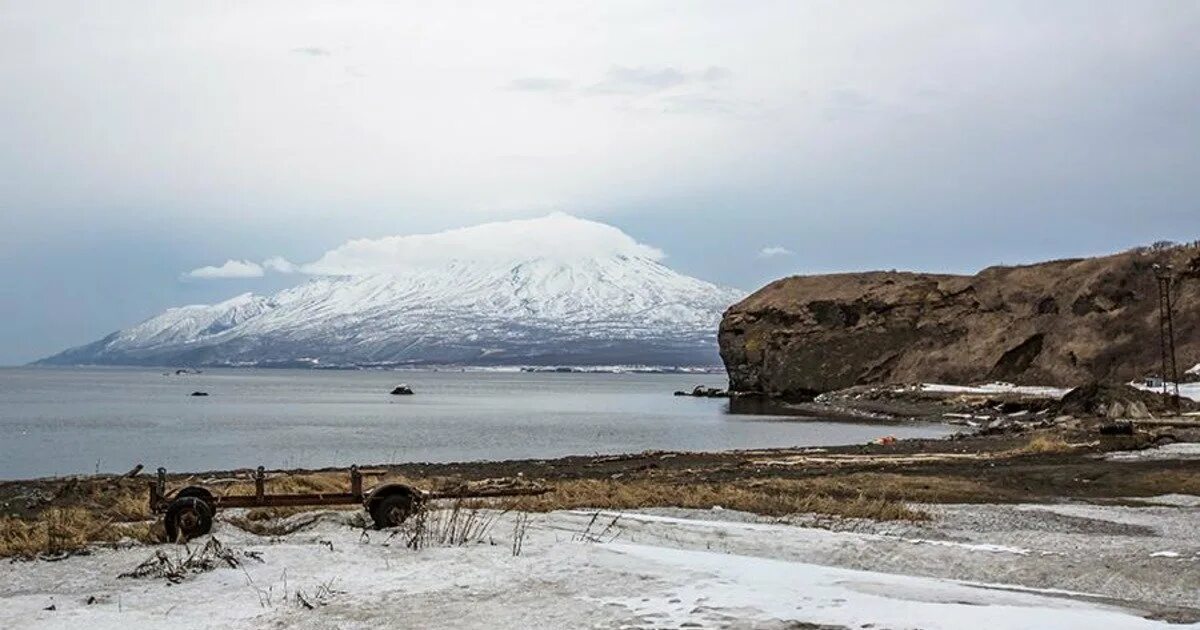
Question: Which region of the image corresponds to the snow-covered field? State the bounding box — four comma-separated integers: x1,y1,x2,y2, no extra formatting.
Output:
922,381,1200,403
3,501,1198,629
1105,442,1200,461
917,382,1074,398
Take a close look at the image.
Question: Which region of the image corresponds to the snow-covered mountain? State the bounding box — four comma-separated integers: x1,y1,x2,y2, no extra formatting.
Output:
39,215,745,367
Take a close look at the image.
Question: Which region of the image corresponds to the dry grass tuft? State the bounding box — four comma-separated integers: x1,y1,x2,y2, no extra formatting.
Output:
119,536,243,583
393,500,506,549
225,512,328,537
1009,434,1078,455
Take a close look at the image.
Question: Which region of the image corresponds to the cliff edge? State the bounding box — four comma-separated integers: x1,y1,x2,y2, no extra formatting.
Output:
719,244,1200,398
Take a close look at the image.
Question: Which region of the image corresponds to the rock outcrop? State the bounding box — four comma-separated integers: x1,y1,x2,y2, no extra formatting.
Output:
719,244,1200,398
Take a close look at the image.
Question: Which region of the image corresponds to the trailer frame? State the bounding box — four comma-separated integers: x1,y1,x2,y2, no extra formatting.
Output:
149,465,551,541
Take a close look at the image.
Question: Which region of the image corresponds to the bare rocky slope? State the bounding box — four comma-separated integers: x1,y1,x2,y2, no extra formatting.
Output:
719,244,1200,398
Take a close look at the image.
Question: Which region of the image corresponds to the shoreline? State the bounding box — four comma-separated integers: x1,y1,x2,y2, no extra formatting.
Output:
2,422,1192,505
3,423,1199,626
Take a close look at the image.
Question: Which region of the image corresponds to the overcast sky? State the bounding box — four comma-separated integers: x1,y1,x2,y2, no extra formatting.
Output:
2,0,1199,364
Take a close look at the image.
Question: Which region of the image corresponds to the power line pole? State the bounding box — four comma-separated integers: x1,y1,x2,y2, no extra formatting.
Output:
1153,263,1181,412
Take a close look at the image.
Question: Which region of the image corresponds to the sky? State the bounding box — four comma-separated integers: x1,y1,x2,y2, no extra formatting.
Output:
2,0,1199,364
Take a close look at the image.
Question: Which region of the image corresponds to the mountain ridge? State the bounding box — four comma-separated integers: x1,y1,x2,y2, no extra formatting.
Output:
40,251,744,368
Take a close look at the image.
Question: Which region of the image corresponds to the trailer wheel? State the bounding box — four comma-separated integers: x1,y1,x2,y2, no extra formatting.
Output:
371,494,418,529
164,496,213,542
173,486,216,513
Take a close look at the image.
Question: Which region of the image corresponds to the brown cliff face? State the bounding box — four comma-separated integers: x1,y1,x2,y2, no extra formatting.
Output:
719,245,1200,398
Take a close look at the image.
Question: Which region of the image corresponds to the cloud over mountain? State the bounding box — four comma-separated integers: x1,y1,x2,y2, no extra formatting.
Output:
188,214,667,279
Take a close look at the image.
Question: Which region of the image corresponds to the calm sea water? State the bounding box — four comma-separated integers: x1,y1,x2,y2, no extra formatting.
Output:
0,367,951,479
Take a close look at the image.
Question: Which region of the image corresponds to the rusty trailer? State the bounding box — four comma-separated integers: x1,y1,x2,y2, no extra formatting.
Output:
149,465,551,541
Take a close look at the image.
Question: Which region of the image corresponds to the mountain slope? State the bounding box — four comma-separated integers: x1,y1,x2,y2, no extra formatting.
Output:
40,217,744,367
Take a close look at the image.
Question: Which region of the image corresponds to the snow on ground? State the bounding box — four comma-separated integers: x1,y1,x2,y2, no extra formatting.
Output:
917,382,1073,398
1104,442,1200,461
1125,494,1200,508
921,380,1200,403
1172,382,1200,402
2,504,1198,629
1131,381,1200,402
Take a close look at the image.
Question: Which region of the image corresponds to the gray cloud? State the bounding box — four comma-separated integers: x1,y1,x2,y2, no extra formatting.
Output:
587,65,731,94
507,65,742,114
660,94,749,116
825,88,876,119
506,77,572,92
292,46,331,57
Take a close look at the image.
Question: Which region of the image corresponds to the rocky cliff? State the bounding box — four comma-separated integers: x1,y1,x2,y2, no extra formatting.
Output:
719,244,1200,398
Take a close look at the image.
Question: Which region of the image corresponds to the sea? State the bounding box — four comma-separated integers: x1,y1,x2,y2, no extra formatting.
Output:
0,367,952,479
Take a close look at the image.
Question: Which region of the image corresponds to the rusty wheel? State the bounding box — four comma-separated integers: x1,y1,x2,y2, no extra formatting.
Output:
164,496,213,542
173,486,216,513
371,494,417,529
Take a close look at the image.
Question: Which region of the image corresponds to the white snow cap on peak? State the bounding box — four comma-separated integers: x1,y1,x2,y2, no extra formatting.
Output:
301,213,665,276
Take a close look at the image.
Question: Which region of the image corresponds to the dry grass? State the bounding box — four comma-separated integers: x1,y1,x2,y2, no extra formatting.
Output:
0,508,156,559
224,512,332,537
744,473,1015,504
218,471,354,497
1008,434,1079,455
0,476,160,558
396,500,506,549
508,478,930,521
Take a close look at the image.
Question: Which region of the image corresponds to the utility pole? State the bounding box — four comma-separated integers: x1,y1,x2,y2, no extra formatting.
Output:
1153,263,1181,412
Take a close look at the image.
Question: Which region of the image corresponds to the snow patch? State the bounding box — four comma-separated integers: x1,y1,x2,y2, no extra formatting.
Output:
1124,494,1200,508
918,382,1072,399
1131,380,1200,402
602,542,1172,630
1104,443,1200,462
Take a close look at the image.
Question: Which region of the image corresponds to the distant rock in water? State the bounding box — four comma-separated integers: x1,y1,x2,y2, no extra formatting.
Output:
673,385,730,398
720,244,1200,398
190,391,209,397
390,384,414,396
